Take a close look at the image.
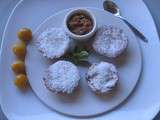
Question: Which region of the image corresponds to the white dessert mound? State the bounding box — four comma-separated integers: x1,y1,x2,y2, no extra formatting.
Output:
43,60,80,94
36,27,71,59
86,61,118,94
93,25,128,58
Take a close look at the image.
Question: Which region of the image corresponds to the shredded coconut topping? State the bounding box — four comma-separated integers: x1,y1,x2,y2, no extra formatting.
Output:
36,28,71,59
44,61,80,94
87,62,118,93
93,25,128,58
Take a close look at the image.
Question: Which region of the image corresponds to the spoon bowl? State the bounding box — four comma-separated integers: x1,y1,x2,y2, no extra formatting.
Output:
103,0,120,16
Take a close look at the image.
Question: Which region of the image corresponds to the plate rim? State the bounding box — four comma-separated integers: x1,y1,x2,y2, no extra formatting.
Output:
141,1,160,119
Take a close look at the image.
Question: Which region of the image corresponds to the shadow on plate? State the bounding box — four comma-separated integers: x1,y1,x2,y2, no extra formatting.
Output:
55,85,82,103
94,81,120,101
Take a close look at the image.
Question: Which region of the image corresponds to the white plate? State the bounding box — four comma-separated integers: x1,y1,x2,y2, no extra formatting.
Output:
26,8,142,117
0,0,160,120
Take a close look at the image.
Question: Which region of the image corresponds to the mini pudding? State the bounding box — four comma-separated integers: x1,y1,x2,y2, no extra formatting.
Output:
43,60,80,94
64,8,97,41
93,26,128,58
86,62,118,94
36,28,71,59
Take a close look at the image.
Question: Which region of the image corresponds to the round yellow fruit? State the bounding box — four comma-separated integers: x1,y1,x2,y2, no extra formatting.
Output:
12,41,26,60
14,74,28,89
17,28,32,42
11,61,25,74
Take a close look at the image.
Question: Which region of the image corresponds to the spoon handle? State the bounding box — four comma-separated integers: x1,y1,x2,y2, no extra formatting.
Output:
118,16,148,43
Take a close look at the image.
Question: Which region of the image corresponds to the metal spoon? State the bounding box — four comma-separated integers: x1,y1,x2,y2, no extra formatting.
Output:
103,0,148,43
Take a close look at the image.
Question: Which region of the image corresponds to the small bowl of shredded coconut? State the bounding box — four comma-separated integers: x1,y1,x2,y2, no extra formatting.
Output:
43,60,80,94
86,61,119,94
93,25,128,58
36,27,72,59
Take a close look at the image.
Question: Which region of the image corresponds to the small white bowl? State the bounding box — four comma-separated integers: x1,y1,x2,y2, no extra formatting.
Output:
64,8,97,41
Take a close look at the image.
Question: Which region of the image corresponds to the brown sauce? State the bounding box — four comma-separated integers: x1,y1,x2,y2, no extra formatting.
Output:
67,13,93,35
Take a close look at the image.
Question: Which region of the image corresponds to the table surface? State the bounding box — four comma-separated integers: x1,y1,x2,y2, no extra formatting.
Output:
0,0,160,120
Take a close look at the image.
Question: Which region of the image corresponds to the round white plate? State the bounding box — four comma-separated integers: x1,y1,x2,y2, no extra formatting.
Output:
0,0,160,120
25,8,142,117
